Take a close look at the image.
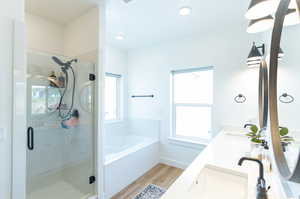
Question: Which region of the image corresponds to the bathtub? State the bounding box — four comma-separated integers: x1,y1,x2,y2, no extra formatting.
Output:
104,134,159,198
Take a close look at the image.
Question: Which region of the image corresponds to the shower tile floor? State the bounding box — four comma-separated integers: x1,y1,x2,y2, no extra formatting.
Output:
28,181,89,199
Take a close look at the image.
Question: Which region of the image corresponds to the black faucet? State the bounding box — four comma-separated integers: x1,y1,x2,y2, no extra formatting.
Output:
244,123,255,129
238,157,270,199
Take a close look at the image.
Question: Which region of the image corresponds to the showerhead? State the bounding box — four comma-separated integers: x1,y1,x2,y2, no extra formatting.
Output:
52,56,78,71
52,56,65,66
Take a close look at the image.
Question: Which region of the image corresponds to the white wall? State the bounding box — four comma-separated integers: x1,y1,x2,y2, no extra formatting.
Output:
26,13,65,55
64,7,99,58
127,26,264,167
0,1,24,199
0,17,15,199
1,0,24,20
26,7,99,60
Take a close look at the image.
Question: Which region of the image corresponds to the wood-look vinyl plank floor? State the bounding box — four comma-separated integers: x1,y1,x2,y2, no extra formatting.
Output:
111,164,183,199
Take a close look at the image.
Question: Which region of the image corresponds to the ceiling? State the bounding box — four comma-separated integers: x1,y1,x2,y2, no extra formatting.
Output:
25,0,99,24
26,0,251,50
106,0,251,49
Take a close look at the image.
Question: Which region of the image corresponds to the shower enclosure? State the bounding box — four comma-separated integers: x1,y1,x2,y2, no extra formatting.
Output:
26,52,96,199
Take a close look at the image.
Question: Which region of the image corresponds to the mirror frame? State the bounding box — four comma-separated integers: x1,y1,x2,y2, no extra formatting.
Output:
269,0,300,182
259,59,269,129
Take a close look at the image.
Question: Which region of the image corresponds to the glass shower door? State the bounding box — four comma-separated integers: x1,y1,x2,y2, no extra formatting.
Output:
26,52,96,199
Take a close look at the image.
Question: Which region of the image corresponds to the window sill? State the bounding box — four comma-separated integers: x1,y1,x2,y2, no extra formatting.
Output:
168,137,210,149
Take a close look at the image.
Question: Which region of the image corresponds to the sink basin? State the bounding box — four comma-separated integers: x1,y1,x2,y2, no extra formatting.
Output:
187,164,248,199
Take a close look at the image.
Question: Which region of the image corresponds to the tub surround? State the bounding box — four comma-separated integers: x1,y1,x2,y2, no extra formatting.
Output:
103,119,160,198
104,141,159,198
161,129,289,199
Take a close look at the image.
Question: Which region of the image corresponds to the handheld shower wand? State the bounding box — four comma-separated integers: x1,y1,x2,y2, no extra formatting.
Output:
52,56,77,120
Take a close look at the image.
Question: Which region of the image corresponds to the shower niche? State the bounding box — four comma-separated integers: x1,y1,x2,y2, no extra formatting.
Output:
25,0,99,198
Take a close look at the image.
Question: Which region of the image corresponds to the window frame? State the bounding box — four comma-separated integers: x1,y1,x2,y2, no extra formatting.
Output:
171,66,214,141
104,72,122,121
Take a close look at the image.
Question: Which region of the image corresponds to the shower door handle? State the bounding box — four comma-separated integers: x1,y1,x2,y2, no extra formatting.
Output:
27,127,34,150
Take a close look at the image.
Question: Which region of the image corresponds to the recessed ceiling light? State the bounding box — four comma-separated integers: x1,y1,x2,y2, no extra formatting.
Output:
115,34,124,40
179,7,192,16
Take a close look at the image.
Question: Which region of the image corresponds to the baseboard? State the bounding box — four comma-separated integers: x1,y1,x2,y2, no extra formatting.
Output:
159,157,189,169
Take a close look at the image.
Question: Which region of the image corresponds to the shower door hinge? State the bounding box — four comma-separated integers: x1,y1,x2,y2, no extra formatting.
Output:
89,176,96,184
89,74,96,81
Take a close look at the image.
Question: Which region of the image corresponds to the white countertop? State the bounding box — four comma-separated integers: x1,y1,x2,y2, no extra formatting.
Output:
161,130,287,199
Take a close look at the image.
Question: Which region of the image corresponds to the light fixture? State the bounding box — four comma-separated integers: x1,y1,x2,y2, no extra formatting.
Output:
115,34,124,40
284,8,300,26
179,6,192,16
247,42,264,67
278,47,284,60
247,63,261,68
245,0,279,19
247,42,284,67
247,15,274,33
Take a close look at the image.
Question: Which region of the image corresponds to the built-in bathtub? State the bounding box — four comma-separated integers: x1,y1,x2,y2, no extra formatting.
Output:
104,135,158,165
103,119,160,199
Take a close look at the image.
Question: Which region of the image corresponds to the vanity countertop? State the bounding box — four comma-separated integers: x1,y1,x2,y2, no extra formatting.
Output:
161,130,288,199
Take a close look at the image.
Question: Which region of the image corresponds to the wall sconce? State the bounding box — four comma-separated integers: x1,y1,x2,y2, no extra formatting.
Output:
247,42,284,67
278,46,284,60
247,42,265,68
245,0,279,19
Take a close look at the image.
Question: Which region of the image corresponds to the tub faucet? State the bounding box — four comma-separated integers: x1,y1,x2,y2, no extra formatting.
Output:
244,123,255,129
238,157,270,199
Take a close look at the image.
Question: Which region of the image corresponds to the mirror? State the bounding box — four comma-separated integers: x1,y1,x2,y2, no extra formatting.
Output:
278,14,300,173
269,0,300,182
79,82,94,113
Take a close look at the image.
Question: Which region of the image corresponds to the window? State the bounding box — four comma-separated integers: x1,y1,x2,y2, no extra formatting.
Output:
171,67,213,140
105,73,121,120
31,85,61,115
32,85,47,114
